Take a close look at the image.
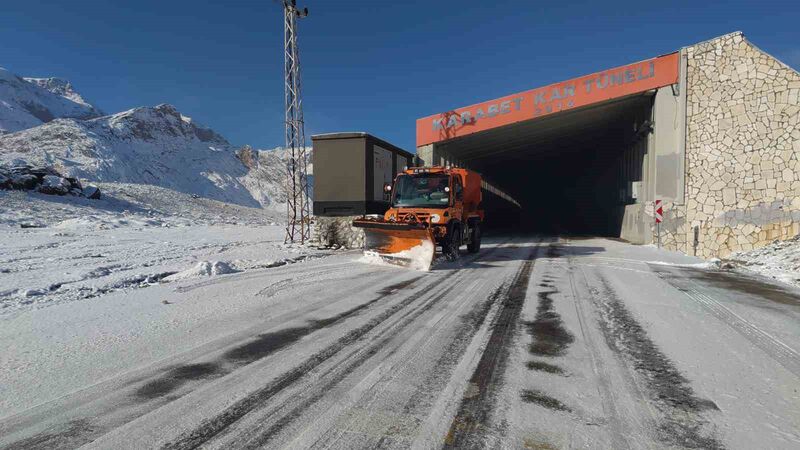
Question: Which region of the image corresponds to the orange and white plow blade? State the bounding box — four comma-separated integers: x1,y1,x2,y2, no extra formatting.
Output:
356,224,435,271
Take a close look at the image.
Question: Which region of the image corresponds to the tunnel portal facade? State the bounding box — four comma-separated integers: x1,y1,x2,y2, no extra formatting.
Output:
416,32,800,259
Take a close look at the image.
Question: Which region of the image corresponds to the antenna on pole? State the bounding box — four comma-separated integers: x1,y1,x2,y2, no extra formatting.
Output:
282,0,311,244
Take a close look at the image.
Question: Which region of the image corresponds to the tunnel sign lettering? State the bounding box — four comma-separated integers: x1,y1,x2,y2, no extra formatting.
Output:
432,97,523,131
417,53,679,146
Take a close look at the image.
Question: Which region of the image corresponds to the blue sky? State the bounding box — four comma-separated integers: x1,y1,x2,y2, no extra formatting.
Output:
2,0,798,151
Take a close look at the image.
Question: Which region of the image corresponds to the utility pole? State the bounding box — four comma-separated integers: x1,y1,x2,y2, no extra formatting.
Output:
283,0,311,244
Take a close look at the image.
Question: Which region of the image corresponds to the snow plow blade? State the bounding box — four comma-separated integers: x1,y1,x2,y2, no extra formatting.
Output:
352,219,435,270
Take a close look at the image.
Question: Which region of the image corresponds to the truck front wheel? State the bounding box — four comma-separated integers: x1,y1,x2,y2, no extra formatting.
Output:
444,225,461,261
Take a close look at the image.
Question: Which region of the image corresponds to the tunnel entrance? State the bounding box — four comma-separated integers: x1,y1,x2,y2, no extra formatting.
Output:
415,53,681,241
432,94,654,237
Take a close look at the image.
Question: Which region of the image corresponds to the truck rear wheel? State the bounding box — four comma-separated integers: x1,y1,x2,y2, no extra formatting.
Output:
468,222,481,253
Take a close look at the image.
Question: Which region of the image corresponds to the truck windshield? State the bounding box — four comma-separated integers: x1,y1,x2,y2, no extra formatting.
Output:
392,174,450,207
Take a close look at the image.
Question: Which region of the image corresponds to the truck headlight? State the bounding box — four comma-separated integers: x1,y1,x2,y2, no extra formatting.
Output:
430,214,440,223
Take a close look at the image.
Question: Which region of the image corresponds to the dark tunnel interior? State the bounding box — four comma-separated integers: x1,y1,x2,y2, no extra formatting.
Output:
441,95,654,237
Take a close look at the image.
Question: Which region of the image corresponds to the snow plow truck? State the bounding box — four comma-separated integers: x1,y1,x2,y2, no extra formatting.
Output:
352,166,484,270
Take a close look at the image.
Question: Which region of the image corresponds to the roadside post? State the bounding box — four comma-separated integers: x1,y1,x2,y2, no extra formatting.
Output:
655,200,663,249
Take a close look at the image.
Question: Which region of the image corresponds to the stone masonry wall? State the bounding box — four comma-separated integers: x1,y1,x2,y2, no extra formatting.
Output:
313,216,365,249
664,32,800,258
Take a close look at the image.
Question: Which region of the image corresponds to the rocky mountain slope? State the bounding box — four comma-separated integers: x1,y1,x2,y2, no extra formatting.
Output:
0,67,304,214
237,145,313,208
0,103,267,207
23,77,99,110
0,67,102,134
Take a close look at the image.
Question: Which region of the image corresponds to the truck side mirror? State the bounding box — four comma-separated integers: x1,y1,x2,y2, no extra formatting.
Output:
383,183,392,201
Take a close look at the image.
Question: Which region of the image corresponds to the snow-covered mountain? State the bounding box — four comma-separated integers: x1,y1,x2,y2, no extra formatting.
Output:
0,67,102,134
0,66,304,215
237,145,287,208
0,103,291,208
237,145,313,208
23,77,98,109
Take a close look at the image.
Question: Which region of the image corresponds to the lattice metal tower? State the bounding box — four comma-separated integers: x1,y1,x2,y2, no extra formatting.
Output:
283,0,311,243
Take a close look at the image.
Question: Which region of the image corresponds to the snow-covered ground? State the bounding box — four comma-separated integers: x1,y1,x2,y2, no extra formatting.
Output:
726,235,800,287
1,235,797,449
0,186,323,318
0,221,321,316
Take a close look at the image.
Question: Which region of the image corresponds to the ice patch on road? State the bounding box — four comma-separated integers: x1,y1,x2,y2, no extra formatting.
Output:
358,240,434,272
164,261,240,281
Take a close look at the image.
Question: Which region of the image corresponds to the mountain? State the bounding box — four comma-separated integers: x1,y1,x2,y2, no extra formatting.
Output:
23,77,100,111
237,145,313,208
0,66,304,214
0,103,294,209
0,67,102,134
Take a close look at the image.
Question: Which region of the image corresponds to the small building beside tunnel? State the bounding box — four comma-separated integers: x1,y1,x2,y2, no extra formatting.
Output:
311,132,414,248
414,32,800,259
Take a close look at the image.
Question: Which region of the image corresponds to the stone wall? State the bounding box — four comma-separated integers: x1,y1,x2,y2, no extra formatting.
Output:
662,32,800,258
314,216,365,249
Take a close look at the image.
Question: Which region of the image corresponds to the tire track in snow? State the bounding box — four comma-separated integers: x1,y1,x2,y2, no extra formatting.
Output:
137,276,424,400
679,288,800,376
652,266,800,377
254,265,365,298
310,243,527,448
234,281,462,448
524,244,575,360
160,245,505,449
565,243,636,450
0,270,414,449
161,240,516,449
281,242,525,449
174,254,341,294
590,274,723,449
443,243,540,448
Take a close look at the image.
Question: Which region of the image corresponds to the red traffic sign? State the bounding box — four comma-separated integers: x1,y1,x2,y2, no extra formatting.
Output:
655,200,663,223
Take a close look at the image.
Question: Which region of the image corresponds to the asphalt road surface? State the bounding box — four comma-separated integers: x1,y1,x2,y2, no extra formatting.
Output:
1,236,798,449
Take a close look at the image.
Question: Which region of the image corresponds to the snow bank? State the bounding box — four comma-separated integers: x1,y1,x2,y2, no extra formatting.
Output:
727,235,800,287
649,235,800,288
164,261,240,281
359,240,435,272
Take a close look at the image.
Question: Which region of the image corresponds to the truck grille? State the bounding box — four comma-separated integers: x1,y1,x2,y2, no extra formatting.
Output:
398,212,431,222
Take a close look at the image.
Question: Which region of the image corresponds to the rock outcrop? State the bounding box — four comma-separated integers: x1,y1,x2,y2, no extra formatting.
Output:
0,163,100,198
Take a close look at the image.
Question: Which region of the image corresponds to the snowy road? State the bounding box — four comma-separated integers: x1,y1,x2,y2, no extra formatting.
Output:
1,236,799,449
